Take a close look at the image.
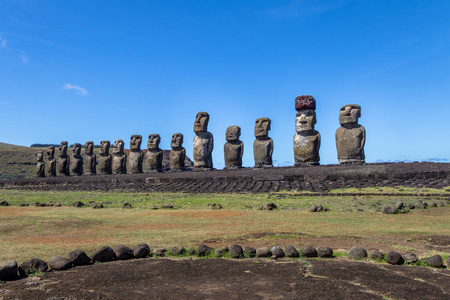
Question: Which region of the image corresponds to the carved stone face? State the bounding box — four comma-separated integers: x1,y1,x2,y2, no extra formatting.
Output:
255,118,271,137
339,104,361,125
72,143,81,156
113,139,124,154
226,126,241,141
47,146,55,159
85,141,94,155
58,141,68,157
147,134,161,150
37,151,44,162
194,112,209,133
171,133,183,149
296,109,316,132
130,135,142,151
100,140,110,155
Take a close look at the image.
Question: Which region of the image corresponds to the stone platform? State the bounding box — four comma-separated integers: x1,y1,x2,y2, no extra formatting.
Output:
1,162,449,194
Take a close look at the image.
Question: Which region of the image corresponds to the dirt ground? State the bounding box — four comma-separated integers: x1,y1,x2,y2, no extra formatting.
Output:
1,258,449,300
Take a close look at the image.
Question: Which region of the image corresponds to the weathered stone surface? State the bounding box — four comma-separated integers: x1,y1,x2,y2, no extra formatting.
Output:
244,247,256,258
19,258,48,275
170,245,185,256
309,205,318,212
68,249,91,266
336,104,365,164
70,143,83,176
93,204,104,209
0,260,18,280
153,248,167,257
386,251,404,265
422,255,444,268
403,253,418,264
271,246,285,258
295,95,316,111
83,141,96,175
197,244,214,257
128,135,144,174
215,246,229,257
114,244,134,260
229,245,243,258
395,201,404,209
72,201,84,207
48,256,72,270
122,202,132,209
193,112,213,170
347,246,367,260
300,246,318,257
437,201,445,207
98,140,112,174
294,102,320,166
318,247,333,258
253,117,273,168
188,248,196,256
383,205,398,214
267,202,277,210
418,200,428,209
46,146,56,177
285,245,299,258
112,139,127,174
145,134,163,173
224,126,243,169
56,141,70,176
170,133,185,171
91,246,115,262
133,243,150,258
408,204,416,209
369,251,383,261
256,247,272,258
36,151,45,177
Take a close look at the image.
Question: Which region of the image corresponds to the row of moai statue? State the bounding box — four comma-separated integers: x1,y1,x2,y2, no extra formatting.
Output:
36,98,365,177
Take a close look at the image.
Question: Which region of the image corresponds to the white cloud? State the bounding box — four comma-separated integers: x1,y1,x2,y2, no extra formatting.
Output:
0,33,7,47
19,51,28,63
63,83,89,96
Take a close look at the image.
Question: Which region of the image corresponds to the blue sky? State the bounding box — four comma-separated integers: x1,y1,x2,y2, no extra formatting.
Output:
1,0,449,168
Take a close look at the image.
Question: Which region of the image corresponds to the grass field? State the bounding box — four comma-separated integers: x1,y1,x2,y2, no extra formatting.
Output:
1,189,449,263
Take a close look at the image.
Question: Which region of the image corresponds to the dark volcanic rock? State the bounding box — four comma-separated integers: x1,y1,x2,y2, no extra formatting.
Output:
122,202,132,209
48,256,72,270
19,258,48,275
395,201,404,209
386,251,404,265
153,248,167,257
403,253,418,264
68,249,91,266
91,246,115,262
72,201,84,207
300,245,318,257
0,201,10,206
317,247,333,258
309,205,318,212
229,245,243,258
215,246,229,257
133,243,150,258
271,246,285,258
422,255,444,268
382,205,397,214
244,247,256,258
197,244,214,257
369,251,383,261
348,246,367,260
170,245,185,256
114,245,134,260
285,245,299,258
0,260,18,280
256,247,272,258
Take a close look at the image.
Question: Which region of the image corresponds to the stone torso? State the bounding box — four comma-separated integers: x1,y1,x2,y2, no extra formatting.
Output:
83,154,96,175
253,138,273,167
193,132,213,168
224,141,243,168
46,159,56,177
145,149,163,172
36,162,45,177
56,156,70,176
112,153,127,174
71,156,83,176
293,131,321,165
128,151,144,173
336,125,365,163
98,155,112,174
170,148,185,171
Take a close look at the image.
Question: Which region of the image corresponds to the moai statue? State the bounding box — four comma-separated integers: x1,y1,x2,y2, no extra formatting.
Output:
70,143,83,176
193,112,214,170
128,134,144,174
335,104,366,164
36,151,45,177
98,140,112,174
224,126,244,169
169,133,185,171
293,95,321,166
145,134,163,173
46,146,56,177
83,141,96,175
253,117,273,168
56,141,70,176
112,139,127,174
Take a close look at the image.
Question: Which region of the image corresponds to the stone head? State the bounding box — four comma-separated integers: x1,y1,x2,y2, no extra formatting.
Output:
113,139,125,154
85,141,94,155
296,109,317,132
72,143,82,156
147,134,161,150
226,126,241,142
255,117,271,138
194,112,210,133
339,104,361,125
100,140,110,155
47,146,55,159
171,133,183,149
130,134,142,151
295,95,316,111
37,151,44,162
58,141,68,157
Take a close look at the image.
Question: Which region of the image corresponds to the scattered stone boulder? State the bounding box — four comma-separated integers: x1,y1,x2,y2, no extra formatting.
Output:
408,204,415,209
133,243,150,258
318,247,333,258
0,260,18,280
422,255,444,268
271,246,285,258
429,202,437,207
122,202,132,209
215,246,229,257
48,256,72,271
395,201,404,209
403,253,418,264
382,205,397,214
267,202,277,210
256,247,272,258
437,201,445,207
93,204,104,209
309,205,318,212
161,205,174,209
19,258,48,275
188,248,196,256
348,246,367,260
300,245,318,257
153,248,167,257
369,251,383,261
0,201,10,206
386,251,404,265
229,245,243,258
114,245,134,260
244,247,256,257
285,245,299,258
418,200,427,209
91,246,115,263
68,249,91,266
170,245,185,256
210,203,223,210
72,201,84,207
257,205,265,210
197,244,214,257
